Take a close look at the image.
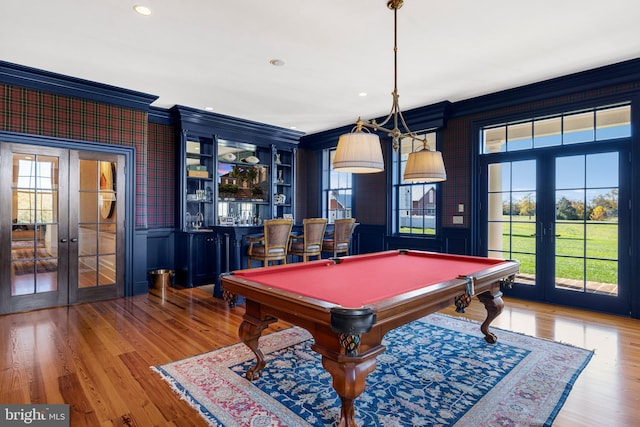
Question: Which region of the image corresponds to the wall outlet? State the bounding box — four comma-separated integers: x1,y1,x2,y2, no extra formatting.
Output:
453,216,464,224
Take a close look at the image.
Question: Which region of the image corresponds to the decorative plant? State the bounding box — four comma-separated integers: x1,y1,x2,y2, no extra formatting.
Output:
230,165,258,187
252,186,264,198
218,183,239,195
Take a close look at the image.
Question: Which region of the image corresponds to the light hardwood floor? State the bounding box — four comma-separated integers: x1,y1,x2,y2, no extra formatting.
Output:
1,286,638,426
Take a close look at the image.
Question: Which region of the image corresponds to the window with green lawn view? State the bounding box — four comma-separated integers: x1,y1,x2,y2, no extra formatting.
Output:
395,132,438,236
323,149,352,223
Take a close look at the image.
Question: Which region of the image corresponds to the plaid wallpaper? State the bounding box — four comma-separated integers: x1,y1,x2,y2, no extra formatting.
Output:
0,84,149,228
353,144,387,225
147,122,175,228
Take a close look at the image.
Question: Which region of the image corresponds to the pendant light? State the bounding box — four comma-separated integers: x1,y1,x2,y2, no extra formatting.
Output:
333,0,447,183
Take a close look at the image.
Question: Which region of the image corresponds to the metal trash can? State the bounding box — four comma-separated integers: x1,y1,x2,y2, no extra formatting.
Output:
149,269,173,289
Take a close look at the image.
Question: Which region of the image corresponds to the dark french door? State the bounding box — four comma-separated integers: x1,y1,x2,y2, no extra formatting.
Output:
480,145,630,315
0,143,125,315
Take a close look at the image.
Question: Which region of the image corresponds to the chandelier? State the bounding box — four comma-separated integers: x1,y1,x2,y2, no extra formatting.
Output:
332,0,447,182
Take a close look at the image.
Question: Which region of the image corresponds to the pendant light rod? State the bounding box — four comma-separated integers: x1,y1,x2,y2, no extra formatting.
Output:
358,0,428,151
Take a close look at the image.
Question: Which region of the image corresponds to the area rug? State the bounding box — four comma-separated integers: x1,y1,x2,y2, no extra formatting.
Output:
153,313,593,427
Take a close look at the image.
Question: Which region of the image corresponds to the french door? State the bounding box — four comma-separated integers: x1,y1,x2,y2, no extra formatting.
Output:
0,143,125,315
481,146,630,315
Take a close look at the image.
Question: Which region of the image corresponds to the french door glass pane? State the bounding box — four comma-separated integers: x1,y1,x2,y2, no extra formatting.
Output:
554,153,618,296
487,160,536,286
11,153,59,296
78,160,117,288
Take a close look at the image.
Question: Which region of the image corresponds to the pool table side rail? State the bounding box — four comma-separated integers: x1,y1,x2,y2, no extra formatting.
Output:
366,260,519,335
221,274,338,327
220,259,519,336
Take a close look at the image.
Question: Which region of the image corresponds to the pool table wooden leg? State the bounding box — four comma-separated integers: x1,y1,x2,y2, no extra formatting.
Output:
320,354,379,427
238,314,277,380
476,290,504,344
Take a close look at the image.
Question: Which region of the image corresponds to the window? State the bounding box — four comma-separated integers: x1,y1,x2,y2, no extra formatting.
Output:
322,149,353,223
395,132,438,235
481,103,631,154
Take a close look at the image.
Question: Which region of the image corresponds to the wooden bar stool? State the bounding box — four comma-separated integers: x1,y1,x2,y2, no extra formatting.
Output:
288,218,328,262
322,218,356,258
246,218,293,268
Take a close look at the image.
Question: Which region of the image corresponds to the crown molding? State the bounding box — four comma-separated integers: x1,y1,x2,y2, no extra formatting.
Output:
0,60,158,111
170,105,303,147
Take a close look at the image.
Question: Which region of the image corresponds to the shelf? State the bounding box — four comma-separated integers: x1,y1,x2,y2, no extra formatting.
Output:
187,152,213,158
187,200,213,204
219,160,268,168
218,198,269,203
186,177,213,181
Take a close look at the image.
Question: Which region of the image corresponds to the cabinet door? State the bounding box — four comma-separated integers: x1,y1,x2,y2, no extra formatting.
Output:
273,147,296,219
191,233,217,285
178,134,215,230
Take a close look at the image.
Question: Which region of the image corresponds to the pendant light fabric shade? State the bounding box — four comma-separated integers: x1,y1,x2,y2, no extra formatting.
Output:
333,132,384,173
403,149,447,182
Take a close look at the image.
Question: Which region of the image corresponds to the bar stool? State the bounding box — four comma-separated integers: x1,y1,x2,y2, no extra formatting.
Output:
246,218,293,268
322,218,356,258
288,218,328,262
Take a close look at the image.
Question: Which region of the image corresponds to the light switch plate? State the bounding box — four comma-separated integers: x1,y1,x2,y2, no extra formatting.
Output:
453,216,464,224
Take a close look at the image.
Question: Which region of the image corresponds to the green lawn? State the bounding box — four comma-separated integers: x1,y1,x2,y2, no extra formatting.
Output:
493,217,618,284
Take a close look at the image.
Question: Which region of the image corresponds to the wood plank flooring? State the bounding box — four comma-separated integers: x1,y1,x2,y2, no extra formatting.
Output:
1,286,638,426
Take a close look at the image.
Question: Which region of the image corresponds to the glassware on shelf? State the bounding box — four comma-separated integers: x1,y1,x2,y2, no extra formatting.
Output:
277,170,284,184
193,211,204,229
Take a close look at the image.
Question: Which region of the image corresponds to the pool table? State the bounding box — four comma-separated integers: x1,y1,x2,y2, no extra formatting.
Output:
221,249,519,427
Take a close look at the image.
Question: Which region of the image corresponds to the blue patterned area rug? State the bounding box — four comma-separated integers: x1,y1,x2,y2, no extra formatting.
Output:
153,313,593,426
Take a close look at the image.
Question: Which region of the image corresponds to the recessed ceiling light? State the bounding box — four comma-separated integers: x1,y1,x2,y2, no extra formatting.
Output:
290,126,297,130
269,59,285,67
133,5,152,16
359,92,368,97
205,107,214,111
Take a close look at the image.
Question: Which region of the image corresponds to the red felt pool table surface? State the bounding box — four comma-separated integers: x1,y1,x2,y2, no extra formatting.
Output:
232,250,507,308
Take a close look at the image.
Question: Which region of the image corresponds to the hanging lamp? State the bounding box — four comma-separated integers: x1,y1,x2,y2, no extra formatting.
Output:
333,0,447,182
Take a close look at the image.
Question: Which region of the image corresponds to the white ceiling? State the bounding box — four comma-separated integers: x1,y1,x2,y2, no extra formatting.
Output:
1,1,639,135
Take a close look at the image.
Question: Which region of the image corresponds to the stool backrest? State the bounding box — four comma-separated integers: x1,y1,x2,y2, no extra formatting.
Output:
264,218,294,252
302,218,328,249
333,218,356,246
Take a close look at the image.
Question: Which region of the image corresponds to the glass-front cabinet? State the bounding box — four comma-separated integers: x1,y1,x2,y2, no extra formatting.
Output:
183,136,215,230
171,105,302,288
272,146,296,220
